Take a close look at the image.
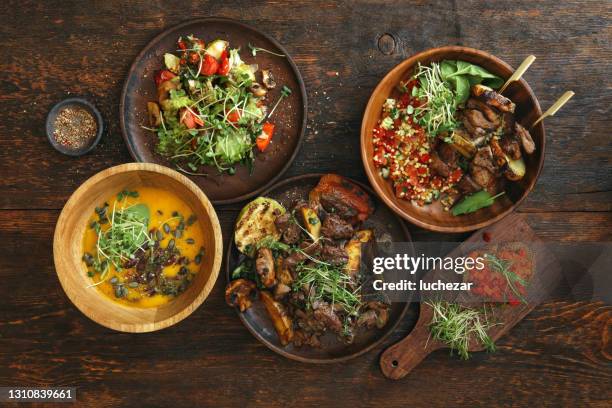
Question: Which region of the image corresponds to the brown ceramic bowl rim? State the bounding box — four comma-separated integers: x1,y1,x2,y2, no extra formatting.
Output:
119,17,308,205
53,162,223,332
360,46,545,233
225,173,413,363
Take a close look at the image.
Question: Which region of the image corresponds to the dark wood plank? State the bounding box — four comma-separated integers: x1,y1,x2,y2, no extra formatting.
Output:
0,0,610,407
0,210,611,407
0,0,609,210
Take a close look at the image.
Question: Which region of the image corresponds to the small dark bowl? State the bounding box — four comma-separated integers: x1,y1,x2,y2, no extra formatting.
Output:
46,98,104,156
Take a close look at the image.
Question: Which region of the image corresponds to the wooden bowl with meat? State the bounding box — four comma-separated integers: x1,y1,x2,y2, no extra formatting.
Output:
361,46,544,232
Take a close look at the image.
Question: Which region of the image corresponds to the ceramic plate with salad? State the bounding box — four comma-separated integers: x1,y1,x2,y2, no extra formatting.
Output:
121,18,307,204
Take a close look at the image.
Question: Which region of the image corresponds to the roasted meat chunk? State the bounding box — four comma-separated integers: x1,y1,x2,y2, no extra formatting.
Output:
274,212,301,244
313,302,343,333
500,136,522,160
471,165,498,194
320,244,349,266
457,174,482,194
471,84,516,113
309,174,374,223
437,141,458,166
515,123,536,154
462,116,487,138
466,98,501,124
321,214,354,240
472,146,497,174
430,151,450,177
465,109,497,130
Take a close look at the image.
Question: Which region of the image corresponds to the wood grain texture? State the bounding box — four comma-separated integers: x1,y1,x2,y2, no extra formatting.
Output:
0,0,610,407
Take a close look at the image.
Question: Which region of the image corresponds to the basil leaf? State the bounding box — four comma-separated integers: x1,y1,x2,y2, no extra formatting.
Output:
440,60,504,104
451,191,505,216
124,203,150,224
440,60,457,79
453,76,470,105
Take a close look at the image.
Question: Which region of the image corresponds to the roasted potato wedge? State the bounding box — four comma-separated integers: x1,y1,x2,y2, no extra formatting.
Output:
225,279,256,312
260,291,294,346
345,229,374,278
299,207,321,241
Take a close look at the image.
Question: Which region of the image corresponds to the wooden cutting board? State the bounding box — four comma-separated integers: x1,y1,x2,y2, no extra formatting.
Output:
380,213,559,379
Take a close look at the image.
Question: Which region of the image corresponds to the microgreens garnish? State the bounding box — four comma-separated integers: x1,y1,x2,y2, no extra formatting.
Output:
427,301,497,360
248,43,286,57
412,62,458,137
267,85,292,118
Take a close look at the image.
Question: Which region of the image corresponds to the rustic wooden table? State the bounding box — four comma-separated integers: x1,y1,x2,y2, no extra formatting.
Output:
1,1,610,407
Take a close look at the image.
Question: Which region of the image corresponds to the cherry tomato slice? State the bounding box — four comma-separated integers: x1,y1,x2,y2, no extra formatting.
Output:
200,54,218,76
256,122,275,152
226,110,241,123
217,56,230,76
154,70,176,87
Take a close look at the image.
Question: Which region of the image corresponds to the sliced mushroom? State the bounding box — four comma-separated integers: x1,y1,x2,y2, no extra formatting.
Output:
147,102,162,127
225,279,256,312
157,79,180,104
255,248,276,288
262,69,276,89
249,82,268,97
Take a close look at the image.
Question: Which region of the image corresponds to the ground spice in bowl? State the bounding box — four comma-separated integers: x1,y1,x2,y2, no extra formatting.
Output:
46,98,104,156
52,106,98,149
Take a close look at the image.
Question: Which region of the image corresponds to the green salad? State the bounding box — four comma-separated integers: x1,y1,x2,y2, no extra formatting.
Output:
145,35,290,175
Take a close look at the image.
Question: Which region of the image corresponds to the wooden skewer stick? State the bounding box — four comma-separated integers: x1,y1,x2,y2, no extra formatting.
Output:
499,55,536,94
531,91,575,128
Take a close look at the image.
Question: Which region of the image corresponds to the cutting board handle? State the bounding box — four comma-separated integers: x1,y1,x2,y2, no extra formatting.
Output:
380,329,441,380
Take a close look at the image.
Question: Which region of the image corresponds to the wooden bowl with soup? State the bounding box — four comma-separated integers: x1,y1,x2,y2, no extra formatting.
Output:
54,163,223,332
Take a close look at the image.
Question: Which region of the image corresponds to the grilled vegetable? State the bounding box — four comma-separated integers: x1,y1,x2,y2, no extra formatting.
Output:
235,197,285,255
205,39,229,59
163,53,181,74
449,129,477,159
505,157,526,181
